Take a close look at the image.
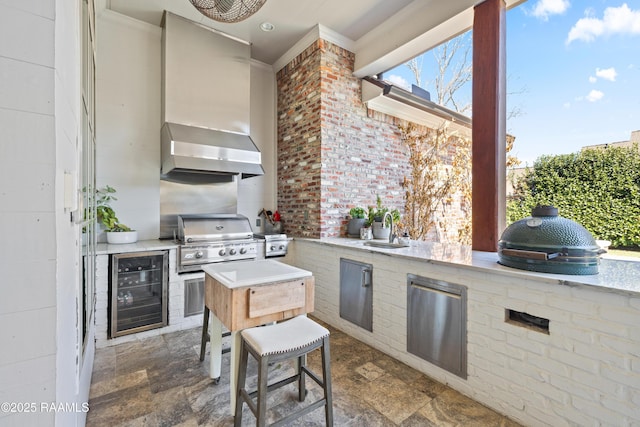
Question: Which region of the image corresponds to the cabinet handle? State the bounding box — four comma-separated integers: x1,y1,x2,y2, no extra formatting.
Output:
361,268,371,287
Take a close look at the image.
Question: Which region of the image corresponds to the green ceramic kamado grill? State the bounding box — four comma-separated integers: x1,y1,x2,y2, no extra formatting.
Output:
498,205,605,275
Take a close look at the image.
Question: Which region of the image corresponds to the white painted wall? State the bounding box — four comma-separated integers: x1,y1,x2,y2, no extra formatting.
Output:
0,0,91,426
96,11,162,242
291,240,640,426
238,59,277,230
96,10,277,241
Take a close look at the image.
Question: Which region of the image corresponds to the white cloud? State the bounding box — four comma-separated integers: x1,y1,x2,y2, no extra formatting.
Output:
586,89,604,102
530,0,570,20
588,76,597,83
385,74,411,90
595,67,617,81
563,102,572,109
567,3,640,44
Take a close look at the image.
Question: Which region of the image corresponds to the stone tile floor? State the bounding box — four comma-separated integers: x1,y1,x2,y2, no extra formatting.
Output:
87,318,522,426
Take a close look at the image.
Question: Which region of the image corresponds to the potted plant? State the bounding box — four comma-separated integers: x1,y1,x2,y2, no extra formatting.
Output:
368,195,400,240
96,185,138,244
347,207,368,237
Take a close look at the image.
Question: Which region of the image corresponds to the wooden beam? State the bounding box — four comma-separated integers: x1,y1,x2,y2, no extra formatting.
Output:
472,0,507,252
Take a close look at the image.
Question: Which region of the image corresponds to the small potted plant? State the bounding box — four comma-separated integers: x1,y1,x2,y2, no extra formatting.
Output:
347,207,368,237
368,195,400,240
96,185,138,244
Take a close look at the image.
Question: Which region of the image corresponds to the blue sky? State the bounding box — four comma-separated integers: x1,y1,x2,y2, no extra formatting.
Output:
386,1,640,165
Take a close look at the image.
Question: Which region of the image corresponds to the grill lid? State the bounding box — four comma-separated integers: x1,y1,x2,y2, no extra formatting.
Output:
498,205,604,275
177,213,253,243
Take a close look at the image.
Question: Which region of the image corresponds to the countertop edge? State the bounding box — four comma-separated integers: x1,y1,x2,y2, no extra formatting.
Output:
295,237,640,296
96,240,178,255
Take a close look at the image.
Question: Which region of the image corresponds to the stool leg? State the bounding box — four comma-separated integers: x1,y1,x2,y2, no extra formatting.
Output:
257,354,270,427
298,354,306,402
322,337,333,427
233,340,249,427
199,308,209,362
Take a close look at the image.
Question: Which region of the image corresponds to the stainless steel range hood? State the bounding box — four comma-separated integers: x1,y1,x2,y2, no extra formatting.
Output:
161,11,264,180
161,122,263,180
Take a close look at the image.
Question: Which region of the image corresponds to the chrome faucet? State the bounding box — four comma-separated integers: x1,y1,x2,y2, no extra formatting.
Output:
383,211,397,244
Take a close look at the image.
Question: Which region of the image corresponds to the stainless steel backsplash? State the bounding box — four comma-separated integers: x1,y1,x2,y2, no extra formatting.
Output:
159,178,238,239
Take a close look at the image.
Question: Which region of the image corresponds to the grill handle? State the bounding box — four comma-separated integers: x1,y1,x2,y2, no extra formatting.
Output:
501,248,561,260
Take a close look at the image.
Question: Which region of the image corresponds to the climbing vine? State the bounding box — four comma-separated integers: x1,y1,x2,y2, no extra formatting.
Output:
399,122,471,243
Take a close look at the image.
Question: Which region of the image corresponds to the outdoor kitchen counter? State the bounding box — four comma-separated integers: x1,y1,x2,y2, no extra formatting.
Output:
290,237,640,426
297,237,640,296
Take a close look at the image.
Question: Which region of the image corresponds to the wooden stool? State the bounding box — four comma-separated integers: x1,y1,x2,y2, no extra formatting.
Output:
234,316,333,427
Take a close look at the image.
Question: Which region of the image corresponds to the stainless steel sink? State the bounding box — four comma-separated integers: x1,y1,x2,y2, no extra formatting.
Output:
363,241,410,249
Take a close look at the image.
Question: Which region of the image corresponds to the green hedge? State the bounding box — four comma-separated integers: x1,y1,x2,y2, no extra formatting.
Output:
507,144,640,248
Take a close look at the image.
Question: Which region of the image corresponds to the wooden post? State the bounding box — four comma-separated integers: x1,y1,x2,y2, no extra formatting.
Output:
472,0,507,252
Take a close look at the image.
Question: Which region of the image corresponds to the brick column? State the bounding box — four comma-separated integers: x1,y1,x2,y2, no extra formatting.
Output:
277,40,408,238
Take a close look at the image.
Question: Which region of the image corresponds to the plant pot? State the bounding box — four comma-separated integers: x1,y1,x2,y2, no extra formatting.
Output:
107,231,138,244
347,218,366,237
372,221,390,240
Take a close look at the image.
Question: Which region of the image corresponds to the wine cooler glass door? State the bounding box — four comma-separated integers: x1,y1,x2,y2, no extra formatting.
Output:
110,251,168,338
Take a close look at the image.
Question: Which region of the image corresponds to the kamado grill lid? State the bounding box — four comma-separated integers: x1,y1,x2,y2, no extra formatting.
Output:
498,205,604,275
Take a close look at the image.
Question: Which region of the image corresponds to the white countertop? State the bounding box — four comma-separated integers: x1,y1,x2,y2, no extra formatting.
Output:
202,259,312,288
303,237,640,296
96,239,178,255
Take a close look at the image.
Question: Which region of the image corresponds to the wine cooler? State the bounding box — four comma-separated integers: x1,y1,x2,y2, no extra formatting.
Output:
109,251,169,338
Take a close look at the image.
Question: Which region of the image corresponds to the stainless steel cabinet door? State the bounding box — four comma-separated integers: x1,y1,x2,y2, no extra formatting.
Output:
407,274,467,378
340,258,373,331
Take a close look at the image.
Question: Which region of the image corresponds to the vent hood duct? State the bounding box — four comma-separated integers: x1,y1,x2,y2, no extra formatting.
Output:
161,11,264,180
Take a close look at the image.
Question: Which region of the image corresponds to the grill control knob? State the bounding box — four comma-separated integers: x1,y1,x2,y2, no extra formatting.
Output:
239,247,247,254
229,249,237,255
195,251,204,259
218,249,226,256
270,245,276,251
279,245,285,250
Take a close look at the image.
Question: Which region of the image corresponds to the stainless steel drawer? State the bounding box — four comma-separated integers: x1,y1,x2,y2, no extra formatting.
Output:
407,274,467,378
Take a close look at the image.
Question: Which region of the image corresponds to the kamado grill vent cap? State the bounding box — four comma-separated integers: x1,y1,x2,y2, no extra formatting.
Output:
531,205,558,216
498,205,605,275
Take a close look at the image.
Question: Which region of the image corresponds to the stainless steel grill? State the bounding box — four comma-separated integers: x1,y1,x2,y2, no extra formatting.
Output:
176,214,257,272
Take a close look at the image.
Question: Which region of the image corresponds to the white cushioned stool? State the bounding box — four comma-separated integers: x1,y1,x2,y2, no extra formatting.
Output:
234,315,333,427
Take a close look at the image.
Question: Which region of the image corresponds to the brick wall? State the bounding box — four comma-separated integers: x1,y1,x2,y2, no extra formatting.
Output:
276,39,470,241
277,40,409,238
276,42,323,237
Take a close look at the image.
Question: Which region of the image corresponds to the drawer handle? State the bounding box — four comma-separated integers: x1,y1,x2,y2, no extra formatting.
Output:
410,283,461,299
